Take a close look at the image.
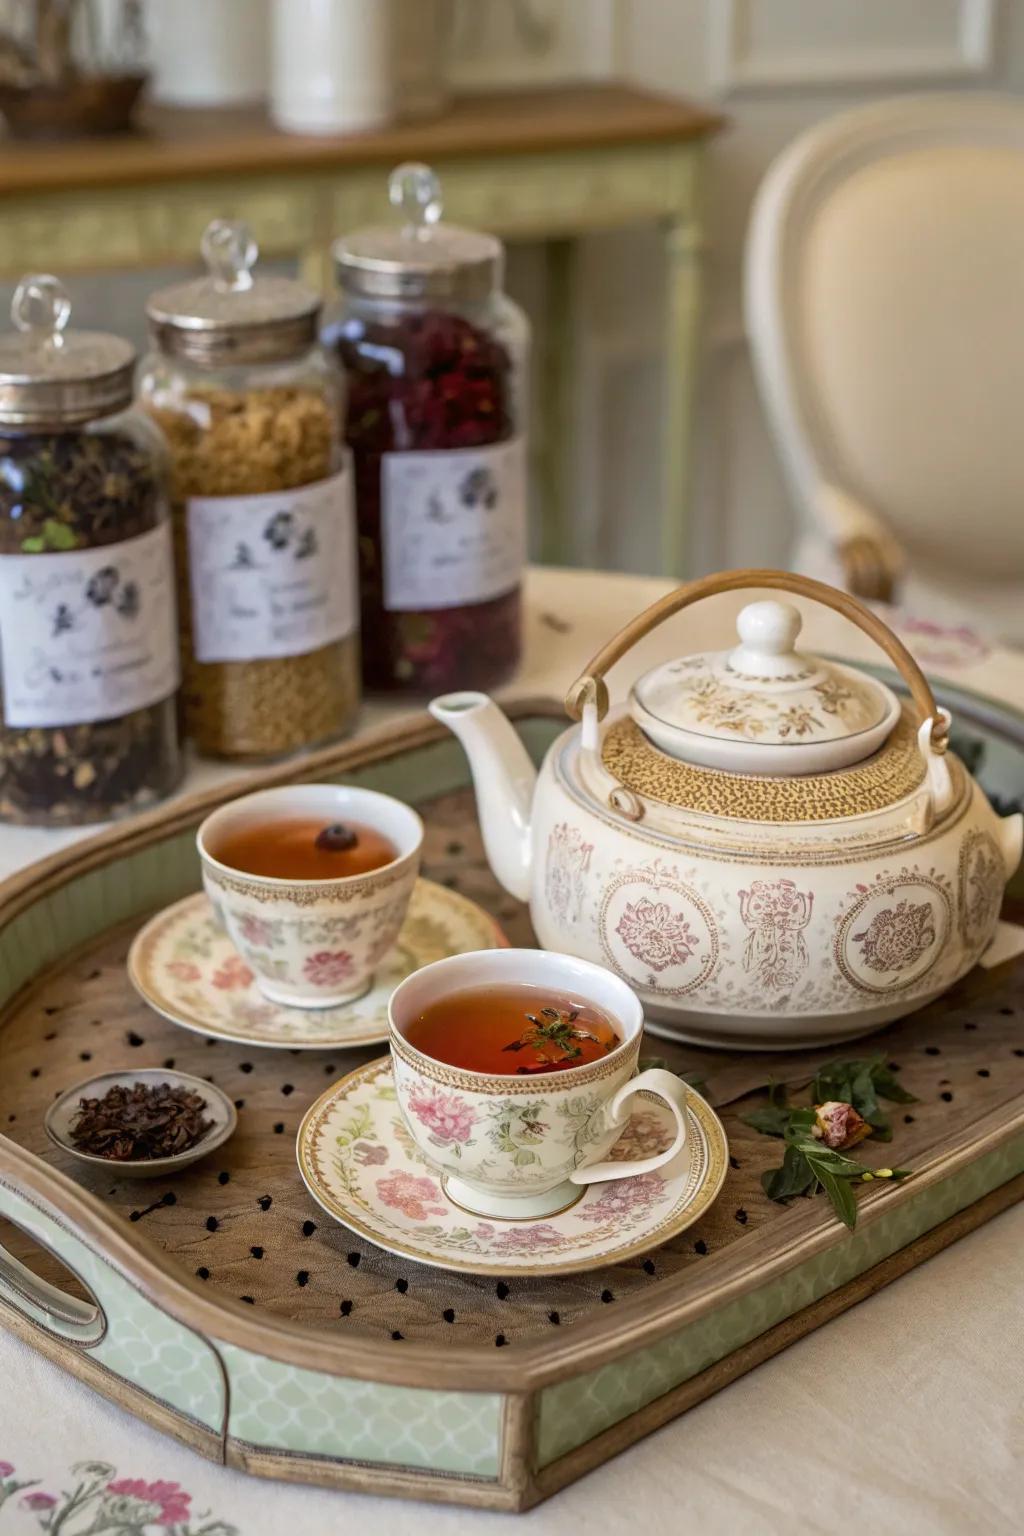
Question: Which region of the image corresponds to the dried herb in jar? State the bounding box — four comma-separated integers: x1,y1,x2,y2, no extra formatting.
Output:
0,430,181,825
150,385,360,760
69,1080,213,1161
329,309,522,693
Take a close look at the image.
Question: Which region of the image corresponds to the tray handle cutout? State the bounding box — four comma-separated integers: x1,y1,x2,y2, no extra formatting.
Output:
0,1214,106,1346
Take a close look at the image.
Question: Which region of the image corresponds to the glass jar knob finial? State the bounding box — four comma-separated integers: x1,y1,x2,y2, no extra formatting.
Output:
201,219,258,293
11,274,71,350
389,162,443,240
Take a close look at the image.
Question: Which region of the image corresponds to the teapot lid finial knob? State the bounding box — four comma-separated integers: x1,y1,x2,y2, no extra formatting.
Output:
731,600,804,676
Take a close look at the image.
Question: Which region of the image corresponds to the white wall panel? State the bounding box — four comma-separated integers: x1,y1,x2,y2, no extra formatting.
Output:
709,0,995,93
446,0,617,89
568,0,1020,578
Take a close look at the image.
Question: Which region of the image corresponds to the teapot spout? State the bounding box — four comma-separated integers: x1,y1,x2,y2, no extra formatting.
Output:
429,692,536,903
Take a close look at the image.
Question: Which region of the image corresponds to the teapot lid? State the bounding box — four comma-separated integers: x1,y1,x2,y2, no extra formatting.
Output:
629,599,901,776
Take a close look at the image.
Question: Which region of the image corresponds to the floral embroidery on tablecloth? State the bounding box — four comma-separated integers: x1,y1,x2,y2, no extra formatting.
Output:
0,1457,238,1533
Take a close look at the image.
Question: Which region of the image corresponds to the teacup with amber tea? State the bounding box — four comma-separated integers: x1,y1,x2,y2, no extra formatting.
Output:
388,948,688,1219
197,784,423,1008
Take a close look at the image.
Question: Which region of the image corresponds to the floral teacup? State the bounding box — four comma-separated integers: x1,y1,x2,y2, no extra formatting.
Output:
197,784,423,1009
388,947,688,1219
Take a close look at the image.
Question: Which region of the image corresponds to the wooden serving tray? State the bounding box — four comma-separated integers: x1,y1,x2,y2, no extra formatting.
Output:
1,700,1023,1512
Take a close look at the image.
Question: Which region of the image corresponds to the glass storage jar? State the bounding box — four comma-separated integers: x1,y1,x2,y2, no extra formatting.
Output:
322,163,529,694
0,276,182,826
138,220,360,760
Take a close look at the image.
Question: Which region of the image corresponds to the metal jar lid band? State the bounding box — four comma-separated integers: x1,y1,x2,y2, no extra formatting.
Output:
333,163,502,303
146,220,321,367
0,275,135,428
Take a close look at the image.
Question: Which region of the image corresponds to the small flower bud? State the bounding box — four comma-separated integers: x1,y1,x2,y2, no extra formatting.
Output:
813,1100,871,1149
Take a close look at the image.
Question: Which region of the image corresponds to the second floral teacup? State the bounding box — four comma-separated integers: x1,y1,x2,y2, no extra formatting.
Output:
388,948,689,1219
198,784,423,1009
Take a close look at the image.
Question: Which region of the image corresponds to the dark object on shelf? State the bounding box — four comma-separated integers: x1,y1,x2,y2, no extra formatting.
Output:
0,0,147,139
0,71,147,139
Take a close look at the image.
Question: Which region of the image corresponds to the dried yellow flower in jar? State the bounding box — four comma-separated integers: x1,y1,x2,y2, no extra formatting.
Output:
150,385,360,760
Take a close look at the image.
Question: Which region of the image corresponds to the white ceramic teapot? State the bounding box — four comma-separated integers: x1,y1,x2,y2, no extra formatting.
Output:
430,572,1023,1049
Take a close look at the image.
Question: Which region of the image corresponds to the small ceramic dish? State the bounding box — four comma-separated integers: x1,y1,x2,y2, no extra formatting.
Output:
44,1068,237,1180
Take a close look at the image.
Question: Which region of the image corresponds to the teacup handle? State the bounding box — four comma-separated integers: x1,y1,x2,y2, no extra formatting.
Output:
570,1068,687,1187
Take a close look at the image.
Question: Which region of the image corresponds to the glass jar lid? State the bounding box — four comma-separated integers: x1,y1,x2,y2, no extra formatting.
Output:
333,163,503,303
0,275,135,428
629,599,901,777
147,220,321,366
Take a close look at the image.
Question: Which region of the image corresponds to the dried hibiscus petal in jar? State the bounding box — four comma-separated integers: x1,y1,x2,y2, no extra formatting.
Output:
326,163,530,694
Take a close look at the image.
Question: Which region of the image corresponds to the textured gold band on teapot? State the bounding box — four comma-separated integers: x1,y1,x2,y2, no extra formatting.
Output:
565,569,949,755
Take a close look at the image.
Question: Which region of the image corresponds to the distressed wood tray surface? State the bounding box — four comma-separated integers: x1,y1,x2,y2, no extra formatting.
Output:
0,700,1023,1513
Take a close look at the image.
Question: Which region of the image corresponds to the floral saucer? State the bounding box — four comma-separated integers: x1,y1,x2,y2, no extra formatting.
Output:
128,881,508,1051
297,1058,728,1276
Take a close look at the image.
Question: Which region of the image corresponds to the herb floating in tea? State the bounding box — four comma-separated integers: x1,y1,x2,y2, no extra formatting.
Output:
69,1081,213,1162
503,1006,616,1075
405,986,619,1076
743,1055,917,1230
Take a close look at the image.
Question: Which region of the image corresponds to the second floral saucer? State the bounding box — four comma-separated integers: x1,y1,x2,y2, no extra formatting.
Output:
128,880,508,1051
297,1058,728,1276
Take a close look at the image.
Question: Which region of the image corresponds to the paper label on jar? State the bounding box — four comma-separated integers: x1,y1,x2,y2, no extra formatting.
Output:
381,437,526,612
186,462,357,664
0,522,180,730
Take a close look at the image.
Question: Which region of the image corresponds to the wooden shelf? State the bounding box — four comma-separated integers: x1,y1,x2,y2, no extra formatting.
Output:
0,84,724,198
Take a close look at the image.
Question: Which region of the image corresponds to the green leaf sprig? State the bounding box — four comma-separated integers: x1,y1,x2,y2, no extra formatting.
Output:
502,1005,610,1073
744,1055,917,1230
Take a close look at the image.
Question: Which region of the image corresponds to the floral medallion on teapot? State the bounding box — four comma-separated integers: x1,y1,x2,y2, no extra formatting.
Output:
834,869,953,996
598,859,721,996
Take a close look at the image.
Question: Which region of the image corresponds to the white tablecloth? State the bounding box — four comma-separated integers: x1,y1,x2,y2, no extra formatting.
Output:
1,568,1022,1532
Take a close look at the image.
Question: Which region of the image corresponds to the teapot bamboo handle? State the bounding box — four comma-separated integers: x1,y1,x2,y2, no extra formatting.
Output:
565,568,948,752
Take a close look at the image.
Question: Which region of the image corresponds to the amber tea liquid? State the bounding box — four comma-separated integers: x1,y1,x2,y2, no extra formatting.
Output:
210,817,397,880
404,984,620,1075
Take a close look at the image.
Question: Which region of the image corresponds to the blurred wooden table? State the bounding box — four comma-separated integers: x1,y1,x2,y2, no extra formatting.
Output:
0,85,722,572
